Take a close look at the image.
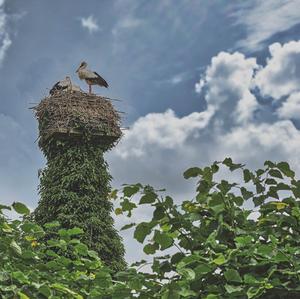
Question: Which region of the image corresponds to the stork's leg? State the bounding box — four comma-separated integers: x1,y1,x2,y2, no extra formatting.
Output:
89,85,92,94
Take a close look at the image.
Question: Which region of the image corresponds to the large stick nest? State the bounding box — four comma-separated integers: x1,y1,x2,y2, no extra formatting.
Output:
34,91,122,149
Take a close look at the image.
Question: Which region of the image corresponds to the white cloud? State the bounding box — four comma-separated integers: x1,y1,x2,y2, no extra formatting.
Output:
80,15,100,34
196,51,258,124
277,92,300,119
115,107,215,159
0,0,12,66
109,40,300,263
235,0,300,50
255,41,300,99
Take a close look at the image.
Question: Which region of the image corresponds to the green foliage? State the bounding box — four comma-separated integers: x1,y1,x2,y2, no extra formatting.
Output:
0,204,129,298
3,158,300,298
112,158,300,298
33,138,126,272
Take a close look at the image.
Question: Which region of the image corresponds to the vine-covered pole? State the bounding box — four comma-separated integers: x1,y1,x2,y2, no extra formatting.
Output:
33,91,126,272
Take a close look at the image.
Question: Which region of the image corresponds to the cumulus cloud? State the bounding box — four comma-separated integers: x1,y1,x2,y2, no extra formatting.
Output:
197,51,258,124
235,0,300,50
0,0,12,66
80,15,100,34
115,107,215,159
109,40,300,263
277,92,300,119
111,40,300,192
255,41,300,99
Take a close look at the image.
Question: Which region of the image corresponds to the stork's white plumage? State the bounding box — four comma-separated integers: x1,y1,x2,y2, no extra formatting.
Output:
50,76,72,95
49,76,81,95
76,61,109,94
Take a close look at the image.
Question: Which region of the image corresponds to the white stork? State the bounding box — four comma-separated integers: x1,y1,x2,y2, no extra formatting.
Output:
49,76,81,95
49,76,72,95
76,61,109,94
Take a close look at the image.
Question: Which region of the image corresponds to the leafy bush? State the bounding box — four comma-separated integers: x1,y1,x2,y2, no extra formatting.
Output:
113,158,300,298
2,159,300,298
0,203,128,298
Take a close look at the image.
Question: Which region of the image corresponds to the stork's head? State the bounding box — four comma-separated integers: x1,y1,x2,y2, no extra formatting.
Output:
76,61,87,72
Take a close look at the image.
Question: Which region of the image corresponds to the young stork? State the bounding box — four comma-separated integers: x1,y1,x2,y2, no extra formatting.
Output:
49,76,72,95
76,61,109,94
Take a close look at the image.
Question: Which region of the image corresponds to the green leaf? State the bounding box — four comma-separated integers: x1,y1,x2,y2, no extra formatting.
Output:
234,235,252,247
244,274,260,285
10,240,22,255
277,161,295,178
134,222,152,243
265,178,277,185
224,269,242,283
223,158,244,171
213,254,226,265
139,192,157,204
269,169,283,179
12,202,30,215
154,231,173,250
67,227,84,236
153,206,165,220
178,268,195,281
243,169,252,183
194,263,212,276
256,244,273,257
233,196,243,206
183,167,202,179
225,284,243,294
120,223,136,230
44,221,60,229
75,243,88,256
18,292,30,299
39,285,52,297
123,185,140,197
241,187,253,200
264,160,276,168
143,243,158,254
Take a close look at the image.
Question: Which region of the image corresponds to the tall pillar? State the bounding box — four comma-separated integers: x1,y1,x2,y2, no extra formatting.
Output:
33,91,126,272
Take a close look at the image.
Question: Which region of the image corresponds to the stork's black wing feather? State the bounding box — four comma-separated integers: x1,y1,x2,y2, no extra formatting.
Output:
49,82,61,95
93,72,109,88
49,81,68,95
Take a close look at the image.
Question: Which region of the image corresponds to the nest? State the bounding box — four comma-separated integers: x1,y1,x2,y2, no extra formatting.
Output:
34,90,122,149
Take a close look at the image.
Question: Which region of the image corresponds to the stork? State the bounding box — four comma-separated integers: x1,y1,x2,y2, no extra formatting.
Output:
49,76,72,95
76,61,109,94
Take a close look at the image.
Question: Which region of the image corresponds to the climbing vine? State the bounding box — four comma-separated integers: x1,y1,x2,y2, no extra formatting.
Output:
34,137,126,272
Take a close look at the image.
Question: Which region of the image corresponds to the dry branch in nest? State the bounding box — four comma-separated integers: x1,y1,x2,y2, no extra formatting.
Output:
33,91,122,149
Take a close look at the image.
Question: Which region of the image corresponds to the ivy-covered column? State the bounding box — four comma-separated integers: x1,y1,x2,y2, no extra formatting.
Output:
33,91,126,272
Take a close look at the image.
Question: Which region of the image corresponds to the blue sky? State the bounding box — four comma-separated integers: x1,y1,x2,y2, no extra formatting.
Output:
1,0,300,263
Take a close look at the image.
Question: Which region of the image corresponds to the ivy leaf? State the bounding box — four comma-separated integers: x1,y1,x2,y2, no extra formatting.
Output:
224,269,242,283
10,240,22,255
224,284,243,294
12,202,30,215
194,263,212,276
213,254,226,265
178,268,195,281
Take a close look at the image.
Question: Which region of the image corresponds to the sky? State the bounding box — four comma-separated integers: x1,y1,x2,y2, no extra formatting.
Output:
1,0,300,263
